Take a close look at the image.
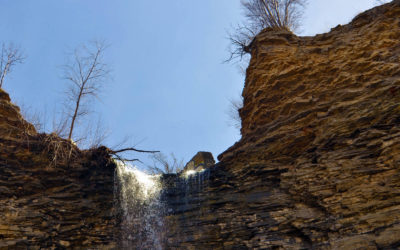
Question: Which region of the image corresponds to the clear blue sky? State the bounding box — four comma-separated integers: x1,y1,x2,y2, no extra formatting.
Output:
0,0,383,168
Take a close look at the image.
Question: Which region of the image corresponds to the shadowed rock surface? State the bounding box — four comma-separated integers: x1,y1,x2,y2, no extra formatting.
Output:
0,88,116,248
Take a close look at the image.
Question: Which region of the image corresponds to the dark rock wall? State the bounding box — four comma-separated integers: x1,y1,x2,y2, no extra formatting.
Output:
0,89,116,248
164,165,314,249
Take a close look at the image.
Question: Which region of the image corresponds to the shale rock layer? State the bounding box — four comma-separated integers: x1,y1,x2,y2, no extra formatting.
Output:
0,89,116,248
167,1,400,249
0,1,399,249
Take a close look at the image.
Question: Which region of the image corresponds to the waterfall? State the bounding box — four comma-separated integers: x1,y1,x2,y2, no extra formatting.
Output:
114,159,212,249
180,168,210,210
114,161,164,249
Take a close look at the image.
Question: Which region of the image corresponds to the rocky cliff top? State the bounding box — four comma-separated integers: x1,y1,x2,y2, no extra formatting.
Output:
220,0,400,162
0,89,36,142
0,88,116,248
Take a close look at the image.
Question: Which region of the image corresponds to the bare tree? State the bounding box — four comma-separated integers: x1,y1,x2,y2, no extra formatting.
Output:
227,0,307,61
147,152,184,174
226,24,258,61
62,41,110,142
60,41,160,161
243,0,306,31
0,42,25,88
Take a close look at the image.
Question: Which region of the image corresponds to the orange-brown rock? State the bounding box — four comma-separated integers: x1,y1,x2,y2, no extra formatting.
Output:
184,151,215,171
165,1,400,249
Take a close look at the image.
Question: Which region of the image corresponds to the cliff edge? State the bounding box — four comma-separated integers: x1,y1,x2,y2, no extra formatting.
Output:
214,1,400,248
165,1,400,249
0,89,116,248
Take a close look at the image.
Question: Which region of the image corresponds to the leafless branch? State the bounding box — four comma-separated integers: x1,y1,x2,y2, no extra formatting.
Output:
226,95,244,130
112,153,142,165
0,42,25,88
61,40,111,141
226,0,306,62
147,152,184,174
110,147,160,154
225,24,258,62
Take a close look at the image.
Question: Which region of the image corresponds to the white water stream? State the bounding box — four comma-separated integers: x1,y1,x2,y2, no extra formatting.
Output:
114,161,164,249
114,160,211,249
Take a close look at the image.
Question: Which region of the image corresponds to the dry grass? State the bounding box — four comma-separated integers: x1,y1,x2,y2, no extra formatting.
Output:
37,133,81,168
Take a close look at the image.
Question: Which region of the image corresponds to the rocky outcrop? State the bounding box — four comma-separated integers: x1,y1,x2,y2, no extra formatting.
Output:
0,89,36,142
0,89,116,248
184,151,215,172
165,1,400,249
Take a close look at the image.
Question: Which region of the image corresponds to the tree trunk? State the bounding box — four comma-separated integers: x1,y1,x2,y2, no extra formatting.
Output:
68,87,83,140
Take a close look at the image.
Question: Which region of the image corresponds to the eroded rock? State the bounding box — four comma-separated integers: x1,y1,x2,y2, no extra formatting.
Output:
0,89,116,248
166,1,400,249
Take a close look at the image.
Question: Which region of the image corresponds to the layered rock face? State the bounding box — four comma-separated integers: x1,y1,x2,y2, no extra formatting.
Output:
166,1,400,249
0,89,116,248
1,1,399,249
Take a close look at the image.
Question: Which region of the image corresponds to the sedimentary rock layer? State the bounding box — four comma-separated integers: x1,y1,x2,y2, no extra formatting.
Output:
0,1,399,249
167,1,400,249
0,89,116,248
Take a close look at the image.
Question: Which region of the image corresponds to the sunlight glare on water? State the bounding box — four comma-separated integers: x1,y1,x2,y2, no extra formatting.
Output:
121,165,161,199
183,169,204,179
114,161,164,249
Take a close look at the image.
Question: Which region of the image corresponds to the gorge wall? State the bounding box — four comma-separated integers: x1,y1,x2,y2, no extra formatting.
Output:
165,1,400,249
0,1,399,249
0,89,116,248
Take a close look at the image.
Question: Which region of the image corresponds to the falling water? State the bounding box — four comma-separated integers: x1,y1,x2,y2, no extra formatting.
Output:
114,161,164,249
182,168,210,193
114,160,212,249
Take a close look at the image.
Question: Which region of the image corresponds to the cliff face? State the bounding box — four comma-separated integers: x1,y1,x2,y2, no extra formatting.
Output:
0,89,116,248
1,1,400,249
166,1,400,249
